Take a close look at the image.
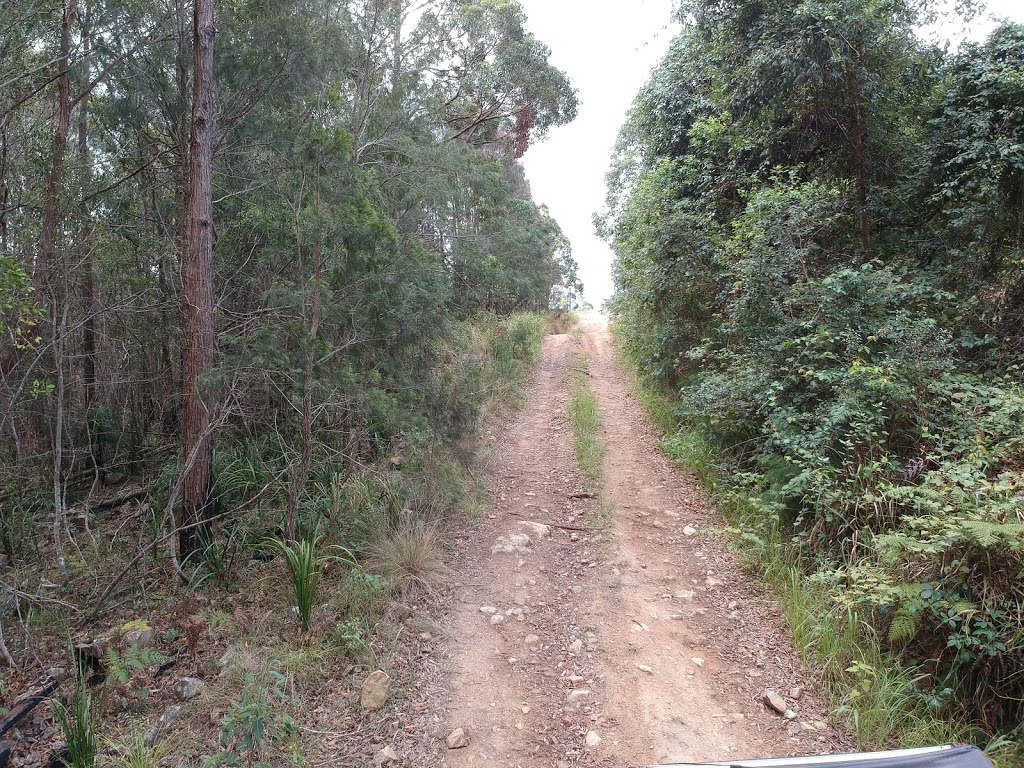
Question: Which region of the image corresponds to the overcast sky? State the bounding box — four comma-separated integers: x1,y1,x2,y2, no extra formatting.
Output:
517,0,1024,308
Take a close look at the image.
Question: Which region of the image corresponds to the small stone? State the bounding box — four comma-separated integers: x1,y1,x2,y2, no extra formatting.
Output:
763,690,788,715
479,606,497,614
121,627,157,649
46,667,71,682
490,614,505,625
784,709,798,720
691,657,704,668
728,600,738,610
525,634,540,644
157,705,182,728
585,730,601,748
730,712,745,722
492,534,532,555
705,576,723,587
174,677,205,701
373,746,399,765
568,639,583,655
360,670,392,711
518,521,550,539
522,706,531,714
419,632,433,642
790,686,804,700
675,590,695,600
567,689,591,701
446,728,470,749
683,526,697,536
635,664,653,673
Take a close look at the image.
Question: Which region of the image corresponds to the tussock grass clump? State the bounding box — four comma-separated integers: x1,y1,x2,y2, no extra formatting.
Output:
106,727,166,768
365,520,447,595
53,673,97,768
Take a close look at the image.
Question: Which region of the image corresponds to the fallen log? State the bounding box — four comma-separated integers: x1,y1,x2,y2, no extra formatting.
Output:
88,486,151,515
0,677,59,739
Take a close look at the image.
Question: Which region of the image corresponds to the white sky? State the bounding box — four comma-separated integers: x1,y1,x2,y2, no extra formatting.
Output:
518,0,1024,308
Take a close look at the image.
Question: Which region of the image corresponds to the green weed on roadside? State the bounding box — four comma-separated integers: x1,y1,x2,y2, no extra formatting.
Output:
568,355,603,489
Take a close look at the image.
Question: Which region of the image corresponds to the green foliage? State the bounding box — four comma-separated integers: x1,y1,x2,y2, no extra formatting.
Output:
607,0,1024,746
104,645,166,685
52,673,98,768
203,671,299,768
105,727,167,768
270,537,344,634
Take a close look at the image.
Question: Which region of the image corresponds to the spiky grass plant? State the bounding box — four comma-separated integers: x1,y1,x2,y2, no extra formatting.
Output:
53,673,97,768
270,537,325,633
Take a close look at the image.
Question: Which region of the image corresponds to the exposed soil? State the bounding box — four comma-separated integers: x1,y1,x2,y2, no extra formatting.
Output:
441,317,852,767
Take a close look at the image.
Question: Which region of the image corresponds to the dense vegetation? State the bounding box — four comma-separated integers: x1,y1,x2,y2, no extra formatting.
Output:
1,0,578,684
603,0,1024,753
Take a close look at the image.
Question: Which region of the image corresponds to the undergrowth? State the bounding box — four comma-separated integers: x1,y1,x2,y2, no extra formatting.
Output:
613,330,1023,765
1,311,552,768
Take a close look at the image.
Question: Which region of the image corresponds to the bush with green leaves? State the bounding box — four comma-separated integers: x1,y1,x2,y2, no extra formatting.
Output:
604,1,1024,744
203,671,299,768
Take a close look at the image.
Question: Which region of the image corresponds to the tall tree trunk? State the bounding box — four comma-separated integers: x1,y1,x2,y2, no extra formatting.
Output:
36,0,78,297
79,1,101,486
165,0,191,440
179,0,216,562
38,0,78,577
286,173,322,541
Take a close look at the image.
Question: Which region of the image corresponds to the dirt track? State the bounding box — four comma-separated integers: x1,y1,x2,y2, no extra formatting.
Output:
442,318,847,767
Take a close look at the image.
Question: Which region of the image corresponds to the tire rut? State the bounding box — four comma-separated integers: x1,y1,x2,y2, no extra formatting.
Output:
442,319,850,768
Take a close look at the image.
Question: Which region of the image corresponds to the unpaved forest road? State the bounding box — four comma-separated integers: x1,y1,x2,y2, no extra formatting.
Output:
442,317,848,768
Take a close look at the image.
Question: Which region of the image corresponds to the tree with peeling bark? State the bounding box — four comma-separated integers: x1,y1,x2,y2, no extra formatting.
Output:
179,0,217,562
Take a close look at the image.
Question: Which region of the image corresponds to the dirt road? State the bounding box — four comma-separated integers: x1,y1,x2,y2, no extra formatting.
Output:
442,319,846,768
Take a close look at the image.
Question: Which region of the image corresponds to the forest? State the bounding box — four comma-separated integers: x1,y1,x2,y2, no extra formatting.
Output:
0,0,581,762
603,0,1024,756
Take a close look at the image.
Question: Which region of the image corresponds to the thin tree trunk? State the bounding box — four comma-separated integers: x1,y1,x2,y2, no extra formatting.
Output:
51,308,68,577
38,0,78,578
35,0,78,297
847,53,870,253
78,1,101,488
285,173,322,541
179,0,216,562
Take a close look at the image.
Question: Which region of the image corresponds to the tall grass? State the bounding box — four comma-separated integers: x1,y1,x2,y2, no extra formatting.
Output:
53,673,97,768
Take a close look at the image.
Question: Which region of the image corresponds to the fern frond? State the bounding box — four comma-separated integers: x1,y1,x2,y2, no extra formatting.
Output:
888,609,917,643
